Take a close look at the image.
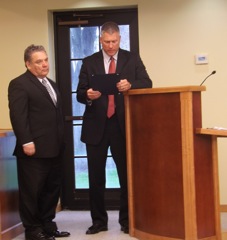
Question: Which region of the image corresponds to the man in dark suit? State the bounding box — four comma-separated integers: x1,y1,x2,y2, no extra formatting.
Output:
77,22,152,235
8,45,70,240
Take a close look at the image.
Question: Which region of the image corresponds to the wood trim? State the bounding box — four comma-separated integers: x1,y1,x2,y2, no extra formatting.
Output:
180,91,197,239
134,229,217,240
196,128,227,137
134,229,182,240
211,136,222,240
0,130,13,138
125,85,206,96
124,95,135,236
220,205,227,212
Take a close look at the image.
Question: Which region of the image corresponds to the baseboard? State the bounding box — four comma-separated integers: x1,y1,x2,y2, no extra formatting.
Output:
1,223,24,240
221,205,227,212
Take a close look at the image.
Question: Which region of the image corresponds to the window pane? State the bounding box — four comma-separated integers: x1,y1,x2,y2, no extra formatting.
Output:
70,27,99,59
75,157,88,189
71,60,82,91
106,157,120,188
75,157,120,189
119,25,130,51
73,125,86,156
72,93,85,117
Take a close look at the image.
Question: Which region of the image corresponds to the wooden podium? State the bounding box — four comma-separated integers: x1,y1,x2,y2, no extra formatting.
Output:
124,86,226,240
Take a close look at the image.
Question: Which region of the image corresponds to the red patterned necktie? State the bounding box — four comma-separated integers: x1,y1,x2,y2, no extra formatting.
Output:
107,57,115,118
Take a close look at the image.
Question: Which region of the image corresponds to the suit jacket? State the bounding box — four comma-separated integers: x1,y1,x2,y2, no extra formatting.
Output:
8,70,64,158
77,48,152,145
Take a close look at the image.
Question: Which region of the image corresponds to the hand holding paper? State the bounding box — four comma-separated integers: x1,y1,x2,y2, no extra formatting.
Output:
87,88,101,100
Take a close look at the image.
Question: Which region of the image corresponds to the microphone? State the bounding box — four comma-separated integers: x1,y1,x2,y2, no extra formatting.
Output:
200,70,216,86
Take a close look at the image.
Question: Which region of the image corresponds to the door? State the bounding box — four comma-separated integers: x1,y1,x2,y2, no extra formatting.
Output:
54,8,139,210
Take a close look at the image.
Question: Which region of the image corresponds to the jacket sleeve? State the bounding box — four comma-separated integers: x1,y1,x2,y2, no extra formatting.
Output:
76,58,92,105
132,53,153,89
8,79,33,145
119,50,152,89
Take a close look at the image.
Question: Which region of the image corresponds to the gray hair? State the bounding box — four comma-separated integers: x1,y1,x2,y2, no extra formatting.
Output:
100,22,120,36
24,44,46,63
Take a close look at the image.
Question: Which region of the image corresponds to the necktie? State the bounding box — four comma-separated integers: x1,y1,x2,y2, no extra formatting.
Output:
107,57,115,118
42,78,57,106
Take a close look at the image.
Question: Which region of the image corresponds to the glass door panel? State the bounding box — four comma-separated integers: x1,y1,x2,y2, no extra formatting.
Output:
70,27,100,58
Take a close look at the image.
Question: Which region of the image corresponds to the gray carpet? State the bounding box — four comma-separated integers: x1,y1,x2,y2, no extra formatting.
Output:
13,211,227,240
12,210,138,240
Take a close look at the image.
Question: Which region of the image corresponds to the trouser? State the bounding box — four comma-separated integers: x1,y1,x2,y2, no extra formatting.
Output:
86,114,128,226
17,156,62,233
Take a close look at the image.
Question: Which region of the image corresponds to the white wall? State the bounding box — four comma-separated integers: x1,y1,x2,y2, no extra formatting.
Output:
1,0,227,203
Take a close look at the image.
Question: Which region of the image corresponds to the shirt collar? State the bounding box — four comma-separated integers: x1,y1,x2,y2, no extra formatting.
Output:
102,50,118,63
37,77,48,83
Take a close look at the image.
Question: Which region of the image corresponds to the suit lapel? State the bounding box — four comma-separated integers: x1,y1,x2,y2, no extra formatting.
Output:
26,71,57,107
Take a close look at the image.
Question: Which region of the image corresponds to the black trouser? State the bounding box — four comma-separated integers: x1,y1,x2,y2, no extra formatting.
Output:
86,114,128,226
17,156,62,233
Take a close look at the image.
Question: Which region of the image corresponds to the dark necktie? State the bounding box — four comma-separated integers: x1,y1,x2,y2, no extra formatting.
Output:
42,78,57,106
107,57,115,118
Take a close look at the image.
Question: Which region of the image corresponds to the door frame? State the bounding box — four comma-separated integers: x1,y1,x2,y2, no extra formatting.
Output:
53,7,139,210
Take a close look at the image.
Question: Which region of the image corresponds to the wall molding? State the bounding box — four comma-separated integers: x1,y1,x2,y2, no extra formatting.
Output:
1,223,23,240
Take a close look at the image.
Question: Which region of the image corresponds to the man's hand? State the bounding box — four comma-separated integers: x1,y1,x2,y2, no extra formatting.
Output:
23,142,36,156
117,79,131,92
87,88,101,100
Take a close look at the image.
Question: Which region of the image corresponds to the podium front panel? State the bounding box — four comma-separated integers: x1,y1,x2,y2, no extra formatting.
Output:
124,89,218,240
129,93,184,238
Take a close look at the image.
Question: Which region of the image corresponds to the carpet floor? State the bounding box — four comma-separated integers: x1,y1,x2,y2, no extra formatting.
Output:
12,211,227,240
12,210,137,240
